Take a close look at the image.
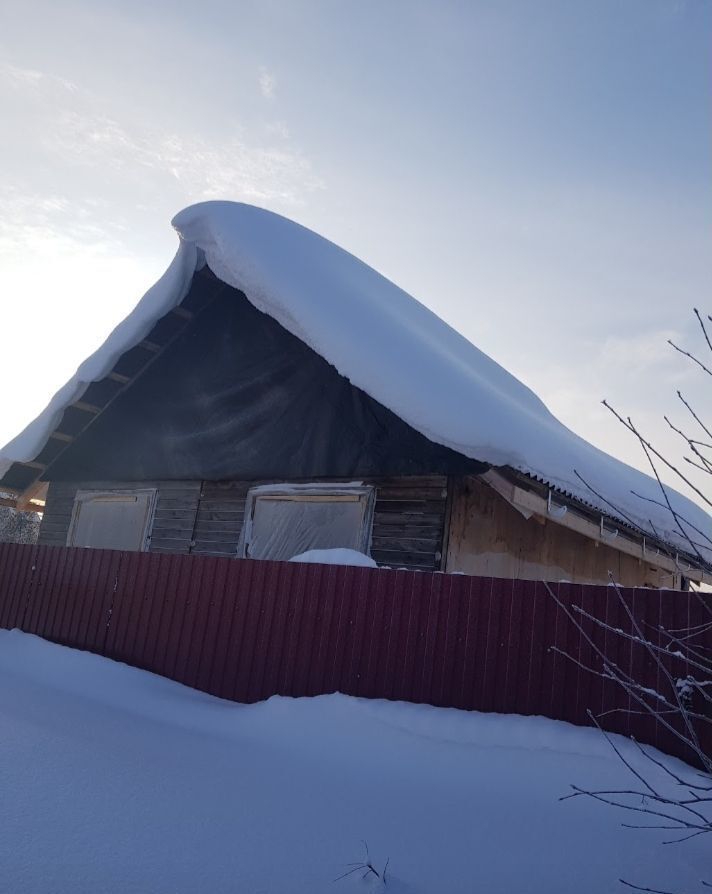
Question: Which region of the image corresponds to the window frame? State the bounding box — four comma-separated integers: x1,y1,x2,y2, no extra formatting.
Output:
66,488,158,552
238,482,375,561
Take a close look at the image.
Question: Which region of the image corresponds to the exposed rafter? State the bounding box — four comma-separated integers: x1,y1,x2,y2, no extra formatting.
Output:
0,268,225,503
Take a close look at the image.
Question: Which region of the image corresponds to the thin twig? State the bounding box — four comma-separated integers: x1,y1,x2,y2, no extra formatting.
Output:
665,416,712,475
677,390,712,443
603,400,712,510
694,308,712,353
620,880,677,893
668,340,712,378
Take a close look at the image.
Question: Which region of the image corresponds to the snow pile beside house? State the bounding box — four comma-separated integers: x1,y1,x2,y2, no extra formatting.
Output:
1,201,708,555
0,629,707,894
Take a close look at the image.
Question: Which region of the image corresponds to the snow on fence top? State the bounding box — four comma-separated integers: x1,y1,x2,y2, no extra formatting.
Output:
1,201,709,556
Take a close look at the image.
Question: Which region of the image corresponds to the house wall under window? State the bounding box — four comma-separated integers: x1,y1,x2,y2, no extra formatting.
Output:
38,476,449,571
38,475,682,586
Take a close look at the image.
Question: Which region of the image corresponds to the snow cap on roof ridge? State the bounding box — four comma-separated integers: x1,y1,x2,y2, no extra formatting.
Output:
1,201,709,557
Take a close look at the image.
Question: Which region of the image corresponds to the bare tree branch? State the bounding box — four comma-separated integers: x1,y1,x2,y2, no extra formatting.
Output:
557,312,711,893
620,881,678,893
627,490,712,550
677,390,712,443
694,308,712,354
603,401,712,511
665,416,712,475
668,340,712,378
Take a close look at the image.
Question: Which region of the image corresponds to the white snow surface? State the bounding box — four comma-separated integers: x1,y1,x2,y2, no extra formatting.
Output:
1,200,708,553
0,629,708,894
289,547,378,567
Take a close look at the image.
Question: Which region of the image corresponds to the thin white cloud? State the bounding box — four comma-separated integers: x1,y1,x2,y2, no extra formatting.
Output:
265,121,290,140
598,329,696,384
0,187,111,254
3,61,322,208
1,60,79,94
0,59,326,449
258,66,277,99
44,109,323,204
513,322,709,508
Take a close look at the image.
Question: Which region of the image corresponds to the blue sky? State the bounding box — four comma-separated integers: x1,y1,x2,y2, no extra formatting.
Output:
1,0,710,501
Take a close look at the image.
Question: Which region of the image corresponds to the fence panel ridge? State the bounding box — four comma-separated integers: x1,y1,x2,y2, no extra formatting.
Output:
0,542,708,764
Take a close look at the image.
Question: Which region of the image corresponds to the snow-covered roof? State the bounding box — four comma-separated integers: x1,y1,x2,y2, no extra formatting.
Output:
1,201,709,559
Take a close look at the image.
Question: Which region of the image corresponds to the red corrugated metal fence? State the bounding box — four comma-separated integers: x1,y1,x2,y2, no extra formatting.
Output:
0,542,709,763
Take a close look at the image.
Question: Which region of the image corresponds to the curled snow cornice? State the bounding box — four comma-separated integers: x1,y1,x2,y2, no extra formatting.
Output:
1,201,709,558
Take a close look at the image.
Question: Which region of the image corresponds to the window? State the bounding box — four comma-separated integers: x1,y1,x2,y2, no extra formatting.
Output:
239,483,375,561
67,489,157,551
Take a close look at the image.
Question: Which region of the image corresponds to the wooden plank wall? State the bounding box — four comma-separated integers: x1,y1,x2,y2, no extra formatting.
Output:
193,476,449,570
369,476,448,570
39,481,202,554
446,477,677,588
191,480,249,557
146,482,202,554
35,482,77,547
39,476,449,571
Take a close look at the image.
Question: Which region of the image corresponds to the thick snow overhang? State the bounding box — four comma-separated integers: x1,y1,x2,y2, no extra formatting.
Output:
1,201,710,573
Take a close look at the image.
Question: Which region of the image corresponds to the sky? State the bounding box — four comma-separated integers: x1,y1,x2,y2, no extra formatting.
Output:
0,0,710,507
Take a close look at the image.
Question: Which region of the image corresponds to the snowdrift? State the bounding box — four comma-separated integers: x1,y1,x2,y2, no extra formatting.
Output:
0,629,707,893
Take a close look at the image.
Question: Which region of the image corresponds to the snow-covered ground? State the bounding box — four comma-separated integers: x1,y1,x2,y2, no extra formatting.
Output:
0,629,707,894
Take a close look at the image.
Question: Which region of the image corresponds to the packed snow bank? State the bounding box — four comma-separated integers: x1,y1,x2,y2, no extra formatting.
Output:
0,630,708,894
289,547,378,567
1,201,708,555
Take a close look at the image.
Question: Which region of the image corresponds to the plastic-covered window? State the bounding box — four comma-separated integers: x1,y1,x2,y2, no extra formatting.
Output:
240,484,374,561
67,489,157,551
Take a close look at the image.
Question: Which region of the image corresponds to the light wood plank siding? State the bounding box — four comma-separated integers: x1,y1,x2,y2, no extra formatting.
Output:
445,476,679,588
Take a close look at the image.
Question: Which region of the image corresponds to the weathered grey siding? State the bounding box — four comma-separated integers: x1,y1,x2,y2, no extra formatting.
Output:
369,476,449,571
39,481,202,554
147,482,202,554
37,482,79,547
39,476,449,571
191,476,449,570
191,480,249,558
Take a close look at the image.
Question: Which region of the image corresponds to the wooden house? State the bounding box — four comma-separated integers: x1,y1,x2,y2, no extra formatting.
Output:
1,202,708,589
